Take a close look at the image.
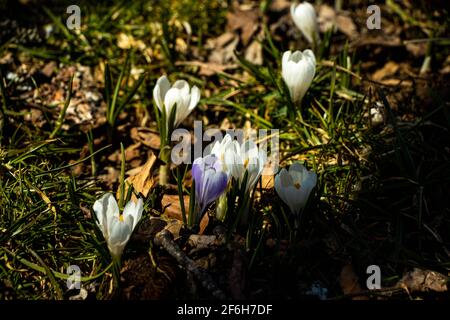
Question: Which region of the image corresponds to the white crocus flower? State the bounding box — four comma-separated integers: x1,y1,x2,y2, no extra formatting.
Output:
210,134,239,177
291,1,320,45
238,140,267,193
93,193,143,259
282,49,316,104
210,135,266,193
153,75,201,127
275,162,317,214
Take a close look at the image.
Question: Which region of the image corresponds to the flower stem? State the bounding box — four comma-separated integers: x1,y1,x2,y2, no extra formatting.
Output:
159,163,169,186
159,141,171,186
111,255,122,290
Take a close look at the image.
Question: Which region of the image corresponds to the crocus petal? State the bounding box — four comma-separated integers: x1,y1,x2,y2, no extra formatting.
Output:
211,134,232,160
224,147,240,178
282,50,292,71
201,170,228,212
122,198,143,231
192,155,228,214
192,157,206,201
108,216,132,258
188,85,201,111
303,49,316,65
289,162,307,184
172,80,190,124
153,75,171,112
104,194,120,238
176,84,201,126
289,60,314,102
163,87,181,116
301,170,317,195
210,140,223,157
275,169,292,206
285,186,303,214
93,193,113,236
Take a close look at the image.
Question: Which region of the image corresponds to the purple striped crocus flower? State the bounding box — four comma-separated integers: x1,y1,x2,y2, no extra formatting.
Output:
192,155,228,221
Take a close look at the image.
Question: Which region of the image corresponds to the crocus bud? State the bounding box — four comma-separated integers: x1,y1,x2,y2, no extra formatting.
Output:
274,162,317,214
291,1,320,45
215,193,228,222
93,193,143,259
153,75,200,128
282,49,316,104
370,102,384,126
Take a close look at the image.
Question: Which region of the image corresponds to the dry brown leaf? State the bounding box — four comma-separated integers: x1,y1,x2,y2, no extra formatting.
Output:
372,61,400,82
405,42,427,57
396,268,449,293
199,214,209,235
120,152,157,201
207,32,239,65
339,264,368,300
41,61,56,78
130,127,161,149
125,142,142,161
24,108,45,128
245,40,263,65
318,5,358,39
98,166,119,188
176,60,237,77
335,14,358,39
269,0,290,12
318,5,336,33
208,32,236,50
226,7,260,45
162,194,189,221
161,194,210,234
261,174,274,189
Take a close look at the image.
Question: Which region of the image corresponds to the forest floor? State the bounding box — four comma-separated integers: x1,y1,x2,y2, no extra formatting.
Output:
0,0,449,300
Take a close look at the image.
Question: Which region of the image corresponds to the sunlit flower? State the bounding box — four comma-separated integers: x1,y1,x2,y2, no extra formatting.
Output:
235,140,267,192
274,162,317,214
210,134,266,193
93,193,143,259
282,49,316,104
291,1,320,45
153,75,201,127
210,134,238,177
192,155,228,217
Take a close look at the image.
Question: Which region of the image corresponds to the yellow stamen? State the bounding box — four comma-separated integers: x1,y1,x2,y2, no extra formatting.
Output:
294,182,301,189
119,214,124,222
244,159,249,168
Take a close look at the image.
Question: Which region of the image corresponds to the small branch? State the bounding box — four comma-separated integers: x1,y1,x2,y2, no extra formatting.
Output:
154,229,227,300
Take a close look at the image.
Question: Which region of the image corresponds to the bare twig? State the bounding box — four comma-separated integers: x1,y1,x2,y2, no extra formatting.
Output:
154,229,227,300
